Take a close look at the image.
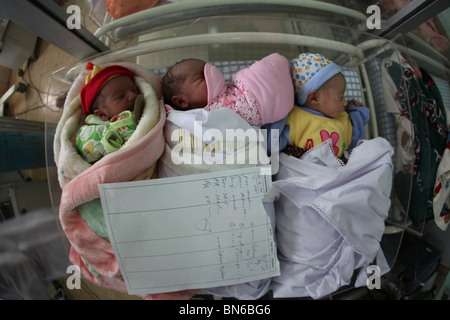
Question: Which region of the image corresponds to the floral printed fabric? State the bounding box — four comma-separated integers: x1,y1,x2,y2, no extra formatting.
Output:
386,60,448,226
205,75,262,126
76,111,136,163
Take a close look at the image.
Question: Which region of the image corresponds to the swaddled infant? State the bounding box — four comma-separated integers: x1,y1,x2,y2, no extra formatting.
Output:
76,62,144,163
161,53,294,127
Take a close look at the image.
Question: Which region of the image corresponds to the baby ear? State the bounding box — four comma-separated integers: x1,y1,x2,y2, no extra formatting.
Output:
306,90,320,105
172,95,188,109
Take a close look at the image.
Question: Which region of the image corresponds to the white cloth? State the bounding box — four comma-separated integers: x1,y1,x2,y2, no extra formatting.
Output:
159,108,270,176
271,137,394,299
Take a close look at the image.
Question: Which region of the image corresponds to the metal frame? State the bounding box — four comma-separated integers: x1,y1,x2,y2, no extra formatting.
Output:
0,0,108,60
93,0,367,40
373,0,450,38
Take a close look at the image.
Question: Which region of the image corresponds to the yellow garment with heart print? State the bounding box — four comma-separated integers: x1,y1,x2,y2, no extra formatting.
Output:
286,106,352,157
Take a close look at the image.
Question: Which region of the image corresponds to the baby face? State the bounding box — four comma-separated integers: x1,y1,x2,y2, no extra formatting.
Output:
317,74,347,118
94,75,139,120
177,59,208,109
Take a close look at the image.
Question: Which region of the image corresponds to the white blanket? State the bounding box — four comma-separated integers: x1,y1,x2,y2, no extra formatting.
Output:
159,108,270,177
271,137,394,299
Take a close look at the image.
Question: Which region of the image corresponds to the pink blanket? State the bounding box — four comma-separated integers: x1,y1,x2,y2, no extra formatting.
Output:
204,53,294,126
54,62,196,299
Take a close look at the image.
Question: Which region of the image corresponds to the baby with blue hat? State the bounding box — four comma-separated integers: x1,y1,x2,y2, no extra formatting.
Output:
267,52,370,158
292,52,343,106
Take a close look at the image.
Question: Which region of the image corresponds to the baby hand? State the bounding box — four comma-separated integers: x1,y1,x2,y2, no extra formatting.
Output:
110,113,129,123
348,99,364,107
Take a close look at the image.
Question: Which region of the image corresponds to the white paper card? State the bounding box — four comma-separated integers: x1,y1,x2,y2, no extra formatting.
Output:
99,166,279,295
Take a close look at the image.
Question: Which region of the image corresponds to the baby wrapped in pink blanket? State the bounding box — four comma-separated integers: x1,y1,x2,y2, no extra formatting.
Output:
162,53,294,126
53,61,196,299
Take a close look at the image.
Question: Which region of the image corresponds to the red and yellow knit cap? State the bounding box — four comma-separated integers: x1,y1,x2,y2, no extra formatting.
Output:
80,62,134,116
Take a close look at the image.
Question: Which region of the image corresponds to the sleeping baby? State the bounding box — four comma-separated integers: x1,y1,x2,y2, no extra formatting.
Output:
76,62,144,163
161,53,294,126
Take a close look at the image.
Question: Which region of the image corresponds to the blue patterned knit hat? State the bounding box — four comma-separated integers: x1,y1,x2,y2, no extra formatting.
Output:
292,53,342,105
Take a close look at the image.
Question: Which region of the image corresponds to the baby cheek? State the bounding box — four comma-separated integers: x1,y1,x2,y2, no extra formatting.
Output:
201,83,208,102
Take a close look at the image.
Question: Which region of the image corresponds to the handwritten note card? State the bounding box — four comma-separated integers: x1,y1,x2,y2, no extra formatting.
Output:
99,166,279,295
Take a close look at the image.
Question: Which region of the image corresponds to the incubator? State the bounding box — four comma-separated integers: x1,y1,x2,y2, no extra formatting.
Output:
40,0,450,299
